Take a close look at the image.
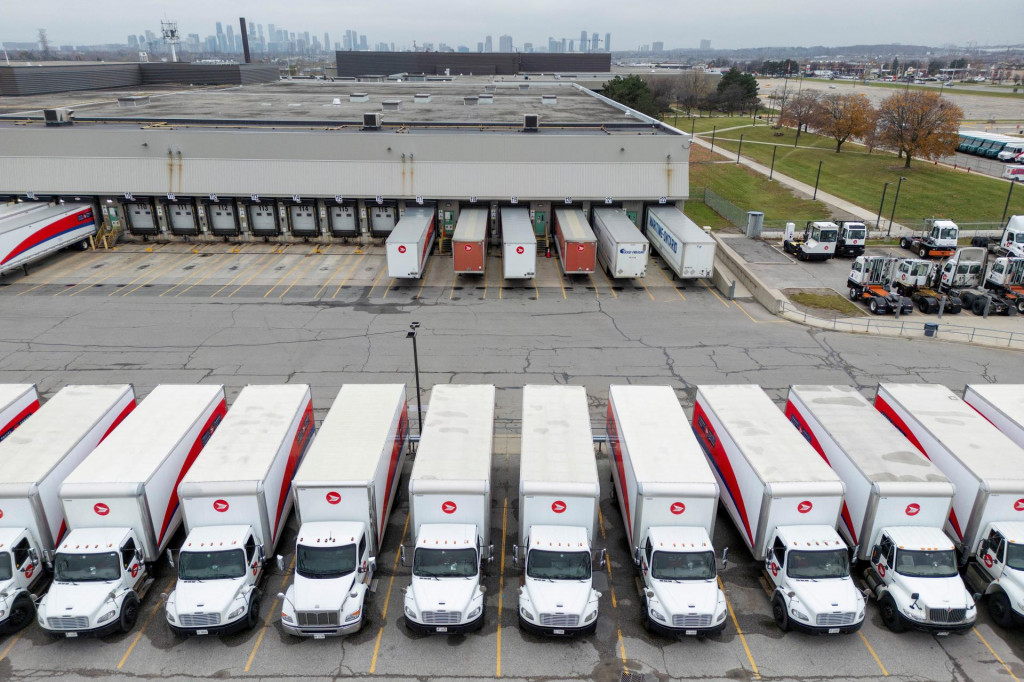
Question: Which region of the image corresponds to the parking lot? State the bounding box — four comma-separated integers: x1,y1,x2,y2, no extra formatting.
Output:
2,242,1024,681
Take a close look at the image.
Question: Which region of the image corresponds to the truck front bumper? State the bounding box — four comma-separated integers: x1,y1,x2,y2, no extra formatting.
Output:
405,611,484,635
898,616,975,634
169,615,249,638
645,617,727,638
42,618,122,639
788,618,863,635
282,616,362,637
517,614,597,637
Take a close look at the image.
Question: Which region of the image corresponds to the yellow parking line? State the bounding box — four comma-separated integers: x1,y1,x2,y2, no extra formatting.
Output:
244,556,294,673
209,251,274,298
115,252,196,297
858,631,888,677
277,255,323,299
174,253,235,297
161,253,231,297
416,258,435,299
333,253,367,299
226,252,281,299
732,299,782,324
637,277,655,302
314,253,353,299
533,277,540,300
588,274,599,300
558,274,567,300
718,575,760,680
598,267,618,299
617,627,629,674
382,278,397,300
264,255,309,298
117,579,176,669
60,254,143,297
0,630,23,662
596,507,617,608
655,262,686,301
370,512,411,675
700,278,730,308
19,252,103,295
974,627,1020,682
367,265,388,298
496,497,508,677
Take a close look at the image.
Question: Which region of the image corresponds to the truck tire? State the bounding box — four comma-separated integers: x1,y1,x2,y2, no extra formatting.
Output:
849,287,858,301
1017,299,1024,315
919,247,928,258
246,594,262,630
119,593,140,633
640,597,651,632
972,298,987,316
900,238,910,249
6,593,35,632
879,594,906,633
772,593,790,632
869,298,880,314
989,592,1015,628
1008,304,1018,317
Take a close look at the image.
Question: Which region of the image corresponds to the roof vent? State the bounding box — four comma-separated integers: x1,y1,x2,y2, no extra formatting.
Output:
350,92,369,103
464,96,478,106
541,94,557,105
332,97,342,106
477,93,493,104
382,99,402,111
363,112,382,129
523,114,539,132
43,108,74,126
414,93,432,103
519,83,530,91
484,84,496,92
117,95,150,107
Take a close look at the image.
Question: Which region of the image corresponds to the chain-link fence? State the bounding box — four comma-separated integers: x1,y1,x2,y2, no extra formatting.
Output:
698,187,748,227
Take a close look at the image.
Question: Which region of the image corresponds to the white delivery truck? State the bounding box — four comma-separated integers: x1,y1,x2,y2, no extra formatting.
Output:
645,205,716,279
0,384,39,443
786,385,973,634
693,384,865,634
876,383,1024,628
515,385,603,637
166,384,315,636
38,384,226,637
591,208,648,279
607,385,727,637
500,208,536,279
386,207,436,279
0,384,135,635
402,384,494,634
964,384,1024,449
0,203,97,276
280,384,409,637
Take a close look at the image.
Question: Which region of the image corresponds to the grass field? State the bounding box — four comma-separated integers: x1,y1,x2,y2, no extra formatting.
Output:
785,289,867,317
665,114,772,135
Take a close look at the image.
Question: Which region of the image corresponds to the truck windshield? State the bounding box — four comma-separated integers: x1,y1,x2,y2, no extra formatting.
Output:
848,229,866,240
1004,543,1024,571
940,228,957,240
54,552,120,582
1015,233,1024,243
895,549,958,578
297,543,357,579
817,229,838,242
178,549,246,580
527,550,592,580
651,550,716,580
786,549,849,579
413,548,477,578
0,553,11,581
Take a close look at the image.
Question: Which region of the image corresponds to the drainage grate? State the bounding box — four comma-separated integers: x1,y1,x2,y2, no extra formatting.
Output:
620,673,645,682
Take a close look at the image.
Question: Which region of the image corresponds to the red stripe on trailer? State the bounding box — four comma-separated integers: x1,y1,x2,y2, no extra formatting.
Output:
99,399,137,443
157,398,227,547
0,399,39,442
1,209,95,265
56,519,67,544
784,401,858,544
964,400,997,427
606,402,632,539
692,399,755,547
379,403,409,538
419,218,436,271
273,399,315,546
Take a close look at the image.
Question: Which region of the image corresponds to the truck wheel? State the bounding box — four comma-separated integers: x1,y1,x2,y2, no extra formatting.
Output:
119,593,140,633
869,298,880,314
989,592,1014,628
246,594,262,630
848,288,858,301
640,597,651,632
972,298,986,316
6,594,35,632
1008,304,1018,317
879,595,906,633
899,238,909,249
1017,300,1024,315
917,298,929,313
919,247,928,258
771,594,790,632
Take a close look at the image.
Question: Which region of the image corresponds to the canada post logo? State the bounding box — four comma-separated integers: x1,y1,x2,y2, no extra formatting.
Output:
442,500,457,514
94,503,110,516
326,491,341,505
551,500,566,514
905,503,920,516
670,502,686,515
213,499,230,512
619,248,645,255
649,216,678,254
797,500,813,514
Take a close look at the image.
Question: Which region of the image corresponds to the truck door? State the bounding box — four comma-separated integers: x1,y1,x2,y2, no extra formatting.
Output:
245,535,259,579
640,537,654,580
981,529,1005,578
871,534,895,585
120,538,142,585
12,537,37,584
767,536,786,585
358,534,369,578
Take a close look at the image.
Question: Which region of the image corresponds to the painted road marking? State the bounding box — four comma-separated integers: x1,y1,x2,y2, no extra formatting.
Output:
263,255,309,298
858,631,888,677
654,260,686,301
718,575,760,680
277,254,323,299
700,277,731,307
225,252,281,299
333,253,367,299
209,251,275,298
173,253,235,297
161,253,231,297
314,253,353,299
244,556,294,673
370,512,411,674
598,266,619,299
117,579,176,669
115,252,198,297
974,627,1020,682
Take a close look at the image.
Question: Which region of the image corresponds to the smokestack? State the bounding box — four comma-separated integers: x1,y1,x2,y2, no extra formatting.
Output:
239,17,251,63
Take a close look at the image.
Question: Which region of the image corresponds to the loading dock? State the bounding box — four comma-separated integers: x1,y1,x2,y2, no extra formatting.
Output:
124,199,159,236
246,201,280,237
327,202,359,238
204,200,241,237
164,198,199,236
369,202,397,237
287,202,320,238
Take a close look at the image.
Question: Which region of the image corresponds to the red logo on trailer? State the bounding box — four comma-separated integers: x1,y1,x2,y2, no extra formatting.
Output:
0,509,4,519
1015,499,1024,512
905,504,920,516
878,563,886,577
797,501,813,514
213,499,230,512
398,245,407,253
577,244,585,252
670,502,686,515
516,246,525,254
464,245,472,252
551,500,566,514
94,503,110,516
442,501,457,514
326,491,341,505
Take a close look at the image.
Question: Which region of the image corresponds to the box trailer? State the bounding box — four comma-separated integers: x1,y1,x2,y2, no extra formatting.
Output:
0,203,97,276
167,384,315,636
552,209,597,275
964,384,1024,449
786,385,973,634
402,384,494,635
386,207,436,279
645,206,716,279
280,384,409,637
592,208,648,279
500,208,536,279
693,384,865,634
39,384,226,637
0,384,135,635
516,385,602,637
0,384,39,443
452,208,488,274
607,385,727,637
875,383,1024,628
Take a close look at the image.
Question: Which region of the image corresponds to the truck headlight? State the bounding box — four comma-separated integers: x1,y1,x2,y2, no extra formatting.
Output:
281,611,292,623
716,609,727,623
166,611,176,623
228,605,246,620
97,610,117,624
0,609,5,619
520,607,534,621
345,609,361,623
585,609,598,623
405,606,417,619
467,606,482,620
650,608,666,622
790,608,809,622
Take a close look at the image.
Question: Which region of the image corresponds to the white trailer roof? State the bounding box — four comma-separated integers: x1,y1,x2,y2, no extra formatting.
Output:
500,207,535,244
0,385,132,488
181,384,310,486
294,384,405,485
0,203,88,238
452,208,488,243
880,383,1024,481
411,384,494,486
790,385,951,489
696,384,840,485
966,384,1024,427
0,384,35,410
647,205,714,245
609,385,716,488
64,384,224,485
521,385,597,488
593,208,646,243
387,207,434,243
553,209,597,242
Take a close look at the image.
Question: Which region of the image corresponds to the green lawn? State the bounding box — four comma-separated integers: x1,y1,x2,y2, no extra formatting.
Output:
663,114,773,135
683,200,733,229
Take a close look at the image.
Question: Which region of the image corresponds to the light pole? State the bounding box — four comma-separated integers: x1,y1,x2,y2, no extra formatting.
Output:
812,160,823,200
406,322,423,436
876,181,891,231
887,177,905,237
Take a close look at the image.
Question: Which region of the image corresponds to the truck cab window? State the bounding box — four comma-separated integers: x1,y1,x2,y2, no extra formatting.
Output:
13,538,31,568
645,538,654,564
772,537,786,565
879,536,894,565
358,535,367,560
245,536,257,563
121,538,137,569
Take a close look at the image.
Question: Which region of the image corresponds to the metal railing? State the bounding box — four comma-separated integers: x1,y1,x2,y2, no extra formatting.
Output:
700,188,748,228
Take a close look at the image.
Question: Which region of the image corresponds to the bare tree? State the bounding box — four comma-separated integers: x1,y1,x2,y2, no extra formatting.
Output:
780,89,820,145
676,71,715,116
37,29,50,60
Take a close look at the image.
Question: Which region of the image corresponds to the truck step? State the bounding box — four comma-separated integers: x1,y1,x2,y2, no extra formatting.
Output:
370,579,379,594
136,577,156,601
962,562,991,595
757,571,775,598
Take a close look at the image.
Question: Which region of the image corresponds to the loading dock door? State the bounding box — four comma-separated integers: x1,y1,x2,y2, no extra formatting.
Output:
288,204,319,237
247,204,280,236
207,202,240,236
370,205,396,237
328,204,358,237
125,201,158,235
166,201,199,236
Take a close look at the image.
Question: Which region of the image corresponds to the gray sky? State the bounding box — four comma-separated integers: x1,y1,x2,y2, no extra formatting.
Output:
2,0,1022,50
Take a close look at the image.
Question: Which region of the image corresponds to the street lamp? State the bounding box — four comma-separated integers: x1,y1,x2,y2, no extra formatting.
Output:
876,181,891,232
887,177,905,237
406,322,423,436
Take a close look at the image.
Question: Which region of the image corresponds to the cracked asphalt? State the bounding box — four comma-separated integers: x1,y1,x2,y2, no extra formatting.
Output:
1,244,1024,681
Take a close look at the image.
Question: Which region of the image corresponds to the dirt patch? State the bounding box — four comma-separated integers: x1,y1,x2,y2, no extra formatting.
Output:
783,287,867,318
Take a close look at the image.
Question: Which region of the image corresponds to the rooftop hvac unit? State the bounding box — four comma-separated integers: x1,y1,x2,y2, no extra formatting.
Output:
363,112,382,129
464,96,479,106
541,94,557,105
414,93,432,103
382,99,402,111
350,92,369,103
519,83,530,91
43,108,74,126
484,84,496,92
477,93,493,104
523,114,539,132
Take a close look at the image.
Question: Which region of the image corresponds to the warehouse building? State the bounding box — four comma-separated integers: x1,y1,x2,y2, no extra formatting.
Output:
0,62,279,96
334,51,610,78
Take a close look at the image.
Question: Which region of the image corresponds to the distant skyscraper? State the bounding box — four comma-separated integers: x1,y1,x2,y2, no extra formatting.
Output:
569,40,574,52
591,32,599,51
548,37,558,53
248,21,255,41
324,33,330,53
477,42,484,52
359,34,367,50
226,24,235,52
499,34,512,52
580,30,588,52
561,38,567,53
128,35,139,48
605,33,611,52
700,39,711,50
652,41,664,53
484,35,492,52
523,42,533,53
215,21,225,52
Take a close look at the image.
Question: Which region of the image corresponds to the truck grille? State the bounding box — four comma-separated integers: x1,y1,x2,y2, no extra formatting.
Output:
816,612,857,627
421,610,461,625
179,613,222,628
297,611,339,627
539,613,580,627
927,607,967,624
47,616,89,630
673,613,713,628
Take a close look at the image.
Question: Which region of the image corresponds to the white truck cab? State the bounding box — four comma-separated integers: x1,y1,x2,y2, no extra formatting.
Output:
968,521,1024,627
637,526,725,635
405,522,487,633
519,524,600,636
0,527,42,634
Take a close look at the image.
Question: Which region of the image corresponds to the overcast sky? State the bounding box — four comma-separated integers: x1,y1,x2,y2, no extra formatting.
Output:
2,1,1022,50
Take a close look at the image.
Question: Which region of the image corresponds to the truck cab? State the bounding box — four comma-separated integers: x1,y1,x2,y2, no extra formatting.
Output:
635,526,726,636
903,220,958,258
868,527,976,633
517,524,601,636
37,527,146,637
0,527,43,634
972,217,1024,258
402,523,486,634
280,520,374,637
984,258,1024,314
836,221,867,257
965,521,1024,628
766,526,865,634
784,221,839,261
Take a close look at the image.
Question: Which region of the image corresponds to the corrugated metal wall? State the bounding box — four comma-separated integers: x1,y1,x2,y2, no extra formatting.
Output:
334,52,610,78
0,63,279,95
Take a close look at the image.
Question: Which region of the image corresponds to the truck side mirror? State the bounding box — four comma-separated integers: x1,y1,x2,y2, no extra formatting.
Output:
910,592,920,609
488,544,494,565
399,545,407,567
870,546,880,563
359,560,368,574
979,539,990,553
134,550,144,564
28,548,39,564
166,549,175,569
850,545,859,561
276,592,286,601
973,592,982,603
275,555,285,573
512,545,519,568
257,544,266,563
721,547,729,570
596,549,607,570
367,556,377,573
633,547,641,568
